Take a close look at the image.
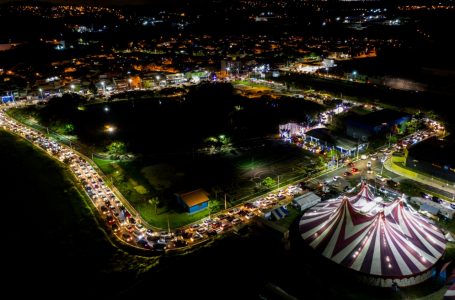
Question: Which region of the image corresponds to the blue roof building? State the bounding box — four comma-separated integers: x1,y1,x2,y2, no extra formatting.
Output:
176,189,209,214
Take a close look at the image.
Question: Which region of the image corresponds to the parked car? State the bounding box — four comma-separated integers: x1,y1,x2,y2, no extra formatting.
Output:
432,196,443,204
375,174,387,182
122,233,133,242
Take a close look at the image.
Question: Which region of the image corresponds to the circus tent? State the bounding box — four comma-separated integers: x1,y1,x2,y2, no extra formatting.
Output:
444,283,455,300
299,183,447,287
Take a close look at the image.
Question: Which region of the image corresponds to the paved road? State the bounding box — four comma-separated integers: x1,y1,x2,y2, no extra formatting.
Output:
0,108,338,252
2,86,451,253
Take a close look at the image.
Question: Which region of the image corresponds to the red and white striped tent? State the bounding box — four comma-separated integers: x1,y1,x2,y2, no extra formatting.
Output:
299,184,446,287
445,283,455,300
348,182,375,208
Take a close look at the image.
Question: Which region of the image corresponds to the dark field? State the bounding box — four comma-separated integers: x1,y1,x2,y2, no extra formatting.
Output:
10,83,323,227
0,130,157,298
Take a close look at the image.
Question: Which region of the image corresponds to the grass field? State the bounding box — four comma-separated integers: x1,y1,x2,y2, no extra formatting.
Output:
93,140,315,228
0,130,158,297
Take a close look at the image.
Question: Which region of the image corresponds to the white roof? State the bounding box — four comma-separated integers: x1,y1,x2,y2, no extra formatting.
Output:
294,192,321,206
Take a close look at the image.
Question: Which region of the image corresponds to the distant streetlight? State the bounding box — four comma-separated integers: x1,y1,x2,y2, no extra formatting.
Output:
39,88,43,99
352,70,358,81
128,78,133,89
70,84,75,92
104,106,109,112
155,75,160,81
101,81,106,94
104,124,116,134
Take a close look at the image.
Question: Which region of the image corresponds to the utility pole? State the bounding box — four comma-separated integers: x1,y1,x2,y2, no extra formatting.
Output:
277,175,280,188
167,216,170,234
224,194,227,210
356,138,360,160
208,201,211,220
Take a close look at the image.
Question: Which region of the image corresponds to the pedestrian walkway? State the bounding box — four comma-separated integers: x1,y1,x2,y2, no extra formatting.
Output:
383,157,455,195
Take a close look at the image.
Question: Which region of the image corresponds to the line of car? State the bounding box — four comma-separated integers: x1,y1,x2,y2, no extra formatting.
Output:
0,110,311,252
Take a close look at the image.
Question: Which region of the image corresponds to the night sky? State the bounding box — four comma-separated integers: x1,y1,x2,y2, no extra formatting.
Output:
0,0,158,4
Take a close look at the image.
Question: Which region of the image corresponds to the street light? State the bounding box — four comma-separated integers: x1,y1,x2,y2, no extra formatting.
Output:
352,70,357,82
101,81,106,94
70,84,75,92
128,78,132,89
39,88,43,99
104,124,116,134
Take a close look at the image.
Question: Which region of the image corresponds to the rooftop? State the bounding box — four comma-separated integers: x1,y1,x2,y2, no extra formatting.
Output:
178,189,209,207
306,127,358,150
407,136,455,166
347,108,410,127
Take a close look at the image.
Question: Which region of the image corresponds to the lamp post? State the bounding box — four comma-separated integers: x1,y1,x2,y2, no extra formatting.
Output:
70,84,75,93
352,70,357,81
39,88,43,99
101,81,106,94
128,78,132,90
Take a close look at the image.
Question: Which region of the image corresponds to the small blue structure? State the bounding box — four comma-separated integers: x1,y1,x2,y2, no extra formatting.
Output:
2,95,14,103
176,189,209,214
264,205,289,221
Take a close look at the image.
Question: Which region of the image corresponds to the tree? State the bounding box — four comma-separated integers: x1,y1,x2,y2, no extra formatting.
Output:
426,110,437,121
317,156,326,169
148,197,160,215
89,81,98,95
63,123,75,134
388,134,398,147
262,176,277,189
106,141,126,158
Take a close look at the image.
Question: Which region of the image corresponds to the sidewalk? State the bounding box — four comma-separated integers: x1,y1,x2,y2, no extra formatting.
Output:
383,157,455,195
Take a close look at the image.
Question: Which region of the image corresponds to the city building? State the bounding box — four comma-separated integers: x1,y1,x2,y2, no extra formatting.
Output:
299,182,447,287
292,191,321,211
346,109,410,141
305,127,362,156
175,189,210,213
405,137,455,183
